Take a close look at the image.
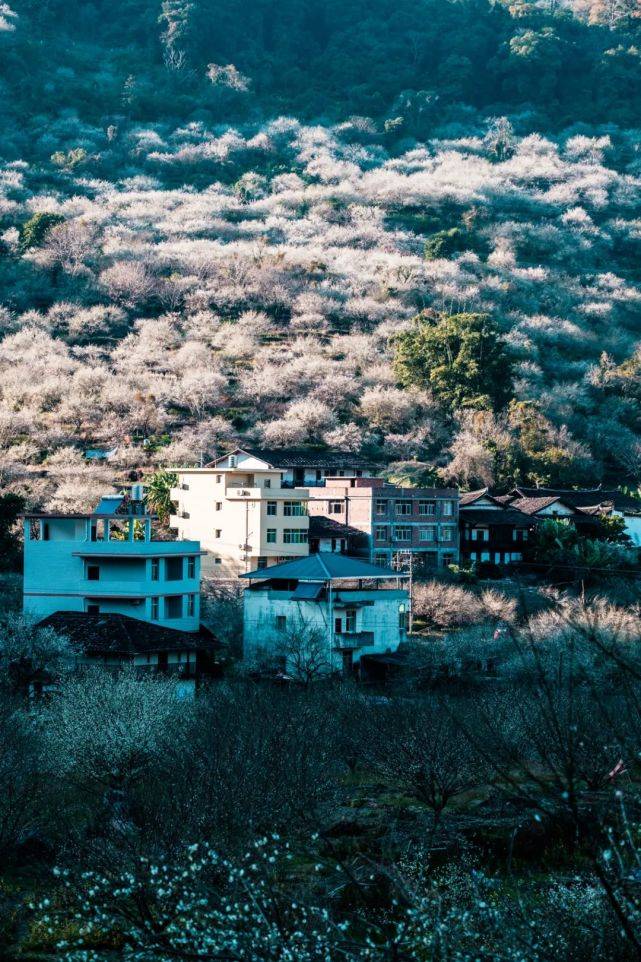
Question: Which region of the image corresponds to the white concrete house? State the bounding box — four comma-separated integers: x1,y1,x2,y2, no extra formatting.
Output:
170,450,311,578
240,553,410,676
23,487,202,632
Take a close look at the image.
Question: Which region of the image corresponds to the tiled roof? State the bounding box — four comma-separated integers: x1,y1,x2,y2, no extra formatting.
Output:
460,508,535,525
511,487,641,512
459,487,496,506
36,612,219,656
240,552,400,581
209,447,375,469
309,515,363,538
509,496,573,515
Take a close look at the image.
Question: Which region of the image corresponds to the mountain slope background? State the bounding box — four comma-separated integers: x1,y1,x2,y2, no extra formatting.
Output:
1,0,641,509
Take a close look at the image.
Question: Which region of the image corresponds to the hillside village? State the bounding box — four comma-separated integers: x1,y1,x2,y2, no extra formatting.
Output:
6,0,641,956
16,444,641,689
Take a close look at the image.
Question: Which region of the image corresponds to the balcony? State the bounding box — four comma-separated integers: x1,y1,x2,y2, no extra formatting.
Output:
226,487,310,501
334,630,375,650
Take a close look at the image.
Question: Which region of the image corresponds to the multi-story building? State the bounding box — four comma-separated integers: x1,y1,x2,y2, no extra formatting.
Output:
23,487,202,632
170,450,310,577
459,488,534,567
241,553,410,676
307,478,459,571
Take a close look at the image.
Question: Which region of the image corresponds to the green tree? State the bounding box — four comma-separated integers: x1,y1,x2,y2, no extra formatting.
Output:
532,518,637,583
393,311,514,413
424,228,469,261
18,213,64,252
145,470,177,523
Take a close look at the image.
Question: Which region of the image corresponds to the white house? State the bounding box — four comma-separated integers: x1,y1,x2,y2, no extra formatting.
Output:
23,486,203,632
240,553,410,676
169,450,311,578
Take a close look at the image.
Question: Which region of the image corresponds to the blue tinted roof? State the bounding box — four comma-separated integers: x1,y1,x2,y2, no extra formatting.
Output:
240,553,399,581
291,582,324,600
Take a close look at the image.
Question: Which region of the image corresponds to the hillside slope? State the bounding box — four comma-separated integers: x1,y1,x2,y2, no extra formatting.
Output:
1,0,641,508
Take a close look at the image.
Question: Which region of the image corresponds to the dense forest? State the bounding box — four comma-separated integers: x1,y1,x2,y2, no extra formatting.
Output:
2,0,641,509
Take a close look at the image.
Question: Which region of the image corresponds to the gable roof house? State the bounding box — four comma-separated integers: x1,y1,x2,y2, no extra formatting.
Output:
458,488,536,567
33,612,222,693
506,487,641,547
240,553,410,677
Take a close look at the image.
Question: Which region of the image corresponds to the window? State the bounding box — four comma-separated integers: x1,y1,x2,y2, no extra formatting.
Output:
393,526,411,541
187,556,195,579
215,502,222,511
215,529,222,538
213,557,222,566
480,551,490,562
90,520,105,542
264,478,271,489
267,501,277,516
151,559,159,581
187,594,195,617
374,553,389,566
471,528,489,542
511,552,523,562
375,526,388,541
375,499,387,515
165,596,182,619
345,608,356,632
166,557,183,581
257,557,268,569
329,501,343,514
43,523,50,541
334,616,343,634
229,455,237,467
87,564,100,581
87,603,100,615
283,529,308,544
395,500,412,515
441,526,454,541
266,529,277,543
442,500,454,516
275,615,287,630
419,526,436,541
418,500,435,516
284,501,306,516
151,597,159,620
215,474,222,483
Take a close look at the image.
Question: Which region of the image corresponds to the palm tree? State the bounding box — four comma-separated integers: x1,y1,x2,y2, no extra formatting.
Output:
145,470,178,524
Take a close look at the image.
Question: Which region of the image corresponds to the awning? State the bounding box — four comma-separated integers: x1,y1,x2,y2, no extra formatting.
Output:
291,582,324,600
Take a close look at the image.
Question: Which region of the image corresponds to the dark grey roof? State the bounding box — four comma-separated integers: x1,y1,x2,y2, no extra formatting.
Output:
36,612,219,656
240,552,400,581
309,515,363,538
460,508,535,526
209,447,375,469
511,487,641,513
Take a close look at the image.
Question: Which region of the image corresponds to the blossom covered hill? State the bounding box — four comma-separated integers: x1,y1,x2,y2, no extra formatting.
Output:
1,1,641,509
